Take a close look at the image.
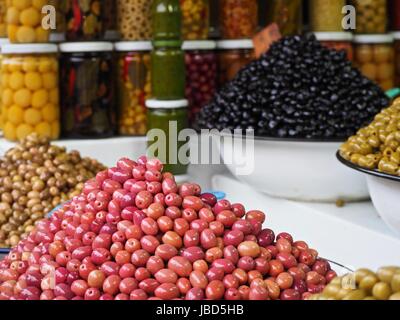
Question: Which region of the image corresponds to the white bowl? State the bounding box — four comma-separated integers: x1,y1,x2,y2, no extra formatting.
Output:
217,135,369,202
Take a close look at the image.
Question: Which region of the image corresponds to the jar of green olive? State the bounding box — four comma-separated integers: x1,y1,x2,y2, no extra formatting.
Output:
352,0,388,34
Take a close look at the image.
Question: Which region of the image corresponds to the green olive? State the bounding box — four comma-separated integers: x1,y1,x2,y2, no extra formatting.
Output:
359,275,379,292
391,274,400,292
389,293,400,300
372,282,392,300
377,266,399,283
323,284,342,298
336,288,354,300
355,269,374,284
342,289,367,300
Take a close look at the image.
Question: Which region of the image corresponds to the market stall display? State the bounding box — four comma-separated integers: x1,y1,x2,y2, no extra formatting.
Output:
314,32,353,61
0,134,105,248
310,266,400,300
59,42,116,139
116,41,152,137
352,0,388,34
0,155,338,300
117,0,153,41
181,0,209,40
1,44,60,141
6,0,50,43
266,0,302,36
309,0,345,32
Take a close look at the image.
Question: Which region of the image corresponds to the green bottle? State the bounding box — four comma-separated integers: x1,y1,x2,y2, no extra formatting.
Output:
152,0,182,41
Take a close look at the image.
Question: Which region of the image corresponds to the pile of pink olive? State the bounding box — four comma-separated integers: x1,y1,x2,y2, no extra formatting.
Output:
0,156,337,300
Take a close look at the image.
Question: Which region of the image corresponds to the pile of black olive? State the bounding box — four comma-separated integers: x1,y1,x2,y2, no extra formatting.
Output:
194,34,389,139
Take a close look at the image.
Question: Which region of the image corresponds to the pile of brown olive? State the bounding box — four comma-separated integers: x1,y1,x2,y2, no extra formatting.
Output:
309,266,400,300
0,134,105,248
340,97,400,176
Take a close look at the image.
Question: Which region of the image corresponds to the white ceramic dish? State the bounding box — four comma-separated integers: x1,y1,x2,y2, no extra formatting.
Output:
337,153,400,236
216,135,369,202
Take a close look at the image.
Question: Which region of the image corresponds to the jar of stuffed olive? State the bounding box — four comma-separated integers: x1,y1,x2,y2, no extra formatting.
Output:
0,0,6,38
354,35,395,91
115,41,152,136
59,42,116,139
146,99,189,176
394,33,400,86
310,0,345,32
266,0,302,36
181,0,209,40
352,0,388,34
65,0,104,41
1,44,60,141
315,32,354,61
117,0,153,40
217,39,254,87
6,0,51,43
220,0,258,39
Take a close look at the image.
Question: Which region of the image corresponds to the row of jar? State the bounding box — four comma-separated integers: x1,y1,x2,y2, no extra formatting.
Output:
2,0,400,44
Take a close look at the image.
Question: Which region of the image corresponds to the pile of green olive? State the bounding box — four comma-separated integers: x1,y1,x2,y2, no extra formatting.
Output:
309,266,400,300
0,134,105,248
340,97,400,176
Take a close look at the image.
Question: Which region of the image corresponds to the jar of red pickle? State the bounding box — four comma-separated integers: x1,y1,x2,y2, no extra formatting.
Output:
354,34,395,91
391,0,400,31
59,42,116,139
217,39,254,87
115,41,152,136
314,32,354,61
220,0,258,39
183,40,217,124
394,32,400,86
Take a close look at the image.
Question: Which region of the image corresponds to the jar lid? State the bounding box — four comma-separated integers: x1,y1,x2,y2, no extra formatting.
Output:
217,39,254,50
353,34,394,44
153,40,183,48
392,32,400,40
59,42,114,53
146,99,189,109
49,32,66,43
183,40,217,51
0,38,9,47
115,41,153,52
314,32,353,41
2,43,58,54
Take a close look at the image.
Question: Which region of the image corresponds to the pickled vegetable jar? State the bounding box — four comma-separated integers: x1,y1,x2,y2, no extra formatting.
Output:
0,38,9,130
183,41,217,123
181,0,209,40
6,0,51,43
310,0,345,32
395,33,400,86
392,0,400,31
117,0,153,40
217,39,254,87
1,44,60,141
220,0,258,39
59,42,115,138
146,99,189,176
354,35,395,91
103,0,117,33
352,0,388,34
49,0,66,34
65,0,104,41
266,0,302,36
314,32,353,61
153,0,182,41
116,41,152,136
0,0,6,37
151,41,185,100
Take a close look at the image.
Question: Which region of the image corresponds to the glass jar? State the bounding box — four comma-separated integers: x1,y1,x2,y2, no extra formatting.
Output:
153,0,182,41
220,0,258,39
0,0,6,38
1,44,59,141
65,0,104,41
103,0,117,33
352,0,388,34
117,0,153,40
314,32,354,61
0,38,9,130
392,0,400,31
59,42,115,139
266,0,302,36
146,99,189,176
151,41,185,100
354,35,395,92
181,0,209,40
6,0,51,43
394,33,400,86
183,41,217,124
49,0,66,34
115,41,152,136
309,0,345,32
217,39,254,87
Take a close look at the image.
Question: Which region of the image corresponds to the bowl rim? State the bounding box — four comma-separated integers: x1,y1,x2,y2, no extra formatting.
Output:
336,152,400,183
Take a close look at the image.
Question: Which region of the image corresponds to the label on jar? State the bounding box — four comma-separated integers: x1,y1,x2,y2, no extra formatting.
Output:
252,23,282,59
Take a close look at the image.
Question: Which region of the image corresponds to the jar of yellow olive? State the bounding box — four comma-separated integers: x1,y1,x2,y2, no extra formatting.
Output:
394,32,400,87
6,0,51,43
115,41,152,136
1,44,60,141
0,0,6,38
309,0,345,32
354,35,395,92
181,0,210,40
352,0,388,34
0,38,9,130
